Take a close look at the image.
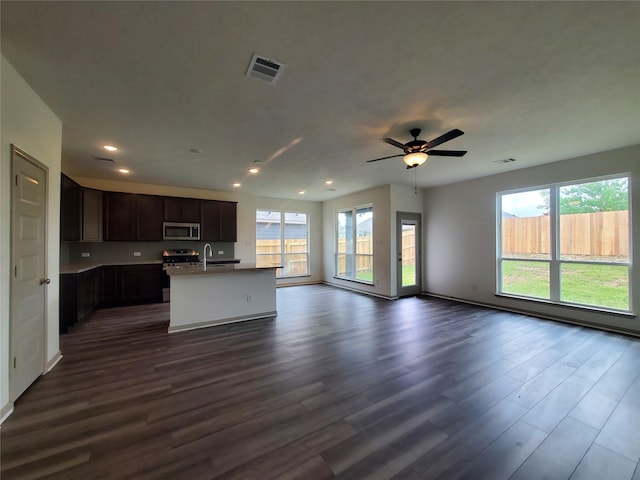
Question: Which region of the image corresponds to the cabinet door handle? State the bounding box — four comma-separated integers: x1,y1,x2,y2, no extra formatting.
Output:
40,278,51,285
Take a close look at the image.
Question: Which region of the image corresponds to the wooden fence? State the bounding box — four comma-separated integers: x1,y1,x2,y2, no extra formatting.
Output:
256,239,308,275
502,210,629,258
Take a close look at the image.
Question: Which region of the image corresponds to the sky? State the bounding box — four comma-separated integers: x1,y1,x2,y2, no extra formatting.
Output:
501,190,546,217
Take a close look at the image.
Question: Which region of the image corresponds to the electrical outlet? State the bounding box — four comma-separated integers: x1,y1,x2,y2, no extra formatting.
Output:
133,251,141,257
246,294,252,302
218,251,224,255
81,252,90,258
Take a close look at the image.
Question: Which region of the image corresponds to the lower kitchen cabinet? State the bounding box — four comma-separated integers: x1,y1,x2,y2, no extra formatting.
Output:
60,264,163,333
59,267,102,334
118,264,163,305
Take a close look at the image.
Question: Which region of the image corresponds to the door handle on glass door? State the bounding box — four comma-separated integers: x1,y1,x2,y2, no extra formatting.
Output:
40,278,50,285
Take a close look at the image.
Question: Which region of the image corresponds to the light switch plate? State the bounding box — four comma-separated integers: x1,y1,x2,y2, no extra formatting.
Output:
133,251,141,257
218,251,224,255
81,252,90,258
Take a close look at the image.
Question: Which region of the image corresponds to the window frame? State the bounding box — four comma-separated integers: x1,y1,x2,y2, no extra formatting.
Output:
255,209,310,278
497,174,633,314
335,204,374,284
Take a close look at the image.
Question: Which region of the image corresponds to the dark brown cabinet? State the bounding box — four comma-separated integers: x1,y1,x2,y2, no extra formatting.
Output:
103,191,135,241
164,197,201,223
219,201,237,242
135,195,164,241
201,200,237,242
118,264,163,304
102,190,236,243
61,174,81,241
61,264,164,331
101,265,119,307
81,188,103,242
59,267,102,334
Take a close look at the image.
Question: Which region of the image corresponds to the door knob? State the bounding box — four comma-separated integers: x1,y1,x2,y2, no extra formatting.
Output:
40,278,51,285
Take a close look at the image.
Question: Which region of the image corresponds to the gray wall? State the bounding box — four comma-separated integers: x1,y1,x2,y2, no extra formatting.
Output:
423,144,640,335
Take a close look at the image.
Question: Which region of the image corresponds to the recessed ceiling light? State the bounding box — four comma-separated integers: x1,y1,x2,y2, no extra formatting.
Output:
325,180,334,185
248,167,259,174
104,145,118,152
117,168,130,174
298,190,306,195
232,182,241,188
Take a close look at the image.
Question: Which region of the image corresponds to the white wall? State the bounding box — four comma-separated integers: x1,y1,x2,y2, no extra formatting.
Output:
1,55,63,418
390,184,423,297
322,185,392,296
74,177,324,285
321,184,424,298
423,144,640,335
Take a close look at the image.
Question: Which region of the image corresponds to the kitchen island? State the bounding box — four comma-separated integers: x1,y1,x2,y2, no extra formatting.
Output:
166,263,280,333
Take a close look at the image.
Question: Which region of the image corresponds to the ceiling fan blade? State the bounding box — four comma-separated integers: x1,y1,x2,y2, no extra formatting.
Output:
381,137,407,150
426,129,464,149
406,164,418,170
366,154,405,163
427,149,467,157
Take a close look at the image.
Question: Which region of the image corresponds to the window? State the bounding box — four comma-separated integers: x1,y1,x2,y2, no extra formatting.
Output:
256,210,308,277
336,205,373,282
498,175,631,312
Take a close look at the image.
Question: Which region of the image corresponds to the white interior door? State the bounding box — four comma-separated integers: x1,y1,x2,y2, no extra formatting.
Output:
10,146,47,401
397,212,421,297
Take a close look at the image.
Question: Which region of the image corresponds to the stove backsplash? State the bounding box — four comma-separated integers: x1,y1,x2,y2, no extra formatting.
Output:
64,241,235,265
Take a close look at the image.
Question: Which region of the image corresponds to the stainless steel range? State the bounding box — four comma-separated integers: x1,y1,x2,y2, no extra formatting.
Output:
161,249,200,302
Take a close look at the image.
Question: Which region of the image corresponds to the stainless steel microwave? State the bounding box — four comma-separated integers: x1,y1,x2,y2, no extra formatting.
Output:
163,222,201,241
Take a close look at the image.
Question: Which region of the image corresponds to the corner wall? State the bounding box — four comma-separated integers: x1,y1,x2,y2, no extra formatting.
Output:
423,144,640,335
1,55,63,419
322,185,391,296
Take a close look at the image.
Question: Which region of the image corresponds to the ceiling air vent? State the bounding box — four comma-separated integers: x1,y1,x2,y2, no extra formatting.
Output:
246,54,285,85
94,156,115,163
493,158,516,164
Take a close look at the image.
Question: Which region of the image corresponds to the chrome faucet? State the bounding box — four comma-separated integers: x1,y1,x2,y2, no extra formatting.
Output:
203,243,212,270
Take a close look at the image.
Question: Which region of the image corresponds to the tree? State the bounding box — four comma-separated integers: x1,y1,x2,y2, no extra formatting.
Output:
537,178,628,214
559,178,628,214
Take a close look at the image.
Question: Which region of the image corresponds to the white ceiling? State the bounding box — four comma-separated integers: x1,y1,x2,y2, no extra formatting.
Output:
2,1,639,201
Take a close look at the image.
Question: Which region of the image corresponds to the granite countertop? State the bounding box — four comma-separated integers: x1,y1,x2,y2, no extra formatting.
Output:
166,263,281,276
60,260,164,275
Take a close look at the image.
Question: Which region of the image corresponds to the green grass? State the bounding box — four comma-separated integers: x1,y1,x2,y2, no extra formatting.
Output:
355,265,416,285
502,260,629,310
401,265,416,286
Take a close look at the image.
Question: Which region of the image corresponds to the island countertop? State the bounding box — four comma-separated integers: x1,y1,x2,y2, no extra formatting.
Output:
166,263,281,276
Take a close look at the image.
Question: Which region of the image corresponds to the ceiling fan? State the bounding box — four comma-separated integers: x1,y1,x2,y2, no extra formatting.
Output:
367,128,467,169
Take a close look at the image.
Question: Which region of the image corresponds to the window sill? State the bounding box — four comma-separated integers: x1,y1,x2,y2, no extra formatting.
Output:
333,276,374,286
495,293,636,318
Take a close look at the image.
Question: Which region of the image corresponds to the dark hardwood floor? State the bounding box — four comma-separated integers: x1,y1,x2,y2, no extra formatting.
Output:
2,284,639,480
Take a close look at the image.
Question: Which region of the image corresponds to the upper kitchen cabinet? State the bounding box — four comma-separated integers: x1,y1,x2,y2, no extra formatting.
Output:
103,191,135,241
60,174,81,241
201,200,237,242
135,194,164,241
164,197,201,223
104,192,164,241
81,188,102,242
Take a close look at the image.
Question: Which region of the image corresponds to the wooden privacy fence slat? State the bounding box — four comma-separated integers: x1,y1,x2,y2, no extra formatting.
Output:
502,211,628,257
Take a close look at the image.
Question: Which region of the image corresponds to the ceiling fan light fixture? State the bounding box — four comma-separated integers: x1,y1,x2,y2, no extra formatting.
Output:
403,152,428,167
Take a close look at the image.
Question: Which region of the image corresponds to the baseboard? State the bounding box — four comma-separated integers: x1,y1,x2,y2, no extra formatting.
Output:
45,350,63,373
322,281,398,300
277,280,323,288
423,292,640,338
168,311,277,333
0,402,14,425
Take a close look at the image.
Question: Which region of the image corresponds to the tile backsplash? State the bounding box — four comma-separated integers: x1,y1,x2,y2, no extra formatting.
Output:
64,241,235,265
